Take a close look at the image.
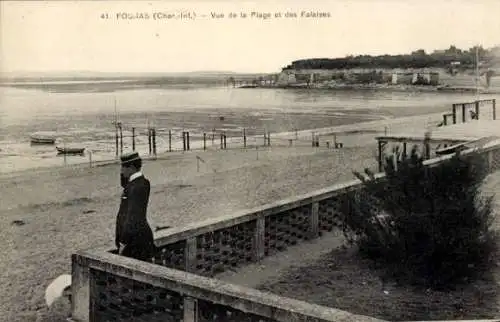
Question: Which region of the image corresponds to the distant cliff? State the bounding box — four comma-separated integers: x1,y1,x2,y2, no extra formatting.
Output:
282,45,500,73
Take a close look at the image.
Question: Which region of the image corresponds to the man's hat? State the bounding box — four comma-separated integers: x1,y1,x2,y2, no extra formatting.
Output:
120,152,141,165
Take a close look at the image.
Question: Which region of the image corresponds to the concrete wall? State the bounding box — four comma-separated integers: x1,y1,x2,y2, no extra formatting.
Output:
71,144,500,322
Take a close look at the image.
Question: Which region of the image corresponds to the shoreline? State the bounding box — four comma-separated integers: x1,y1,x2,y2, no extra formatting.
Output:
240,83,500,94
0,111,445,177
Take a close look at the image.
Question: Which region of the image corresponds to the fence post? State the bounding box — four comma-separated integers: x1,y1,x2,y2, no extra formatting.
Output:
187,132,190,151
223,133,227,149
71,254,90,322
184,237,198,321
220,133,223,149
148,129,152,155
263,133,267,146
267,132,270,146
475,101,480,120
183,296,198,322
119,124,123,154
168,130,172,152
443,114,447,126
254,215,265,261
493,99,497,120
377,140,383,172
115,124,119,157
310,202,319,238
132,127,136,151
462,104,466,123
182,132,186,151
203,133,207,150
243,128,247,148
452,104,457,124
152,129,157,156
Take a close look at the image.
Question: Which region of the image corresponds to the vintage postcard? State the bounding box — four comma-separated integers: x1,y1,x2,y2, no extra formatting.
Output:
1,1,500,321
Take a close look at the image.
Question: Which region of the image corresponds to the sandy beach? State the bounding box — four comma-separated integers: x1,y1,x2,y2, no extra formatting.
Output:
0,111,472,321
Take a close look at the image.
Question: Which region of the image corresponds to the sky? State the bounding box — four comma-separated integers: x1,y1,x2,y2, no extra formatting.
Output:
1,0,500,74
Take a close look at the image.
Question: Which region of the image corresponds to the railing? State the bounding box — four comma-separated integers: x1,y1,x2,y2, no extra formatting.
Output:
71,141,500,322
441,99,496,126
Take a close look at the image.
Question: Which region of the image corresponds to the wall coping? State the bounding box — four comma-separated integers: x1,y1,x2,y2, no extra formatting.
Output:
155,144,494,247
77,249,385,322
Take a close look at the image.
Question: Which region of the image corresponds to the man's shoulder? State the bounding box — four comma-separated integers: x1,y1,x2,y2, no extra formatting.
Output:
130,176,150,188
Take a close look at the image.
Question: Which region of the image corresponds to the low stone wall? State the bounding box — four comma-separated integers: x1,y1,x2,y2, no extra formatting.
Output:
71,143,500,322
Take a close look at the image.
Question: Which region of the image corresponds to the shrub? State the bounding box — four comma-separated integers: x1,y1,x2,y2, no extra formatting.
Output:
344,146,498,289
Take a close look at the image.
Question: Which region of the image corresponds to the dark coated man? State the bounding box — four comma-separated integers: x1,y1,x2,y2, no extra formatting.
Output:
115,152,155,261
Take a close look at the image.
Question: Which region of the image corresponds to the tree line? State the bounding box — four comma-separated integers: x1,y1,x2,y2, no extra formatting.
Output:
283,45,499,71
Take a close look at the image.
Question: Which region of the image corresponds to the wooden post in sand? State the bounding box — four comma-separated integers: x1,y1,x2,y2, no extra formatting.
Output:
462,104,466,123
493,99,497,120
377,140,383,172
119,123,123,155
267,132,270,146
243,128,247,148
148,129,152,155
131,127,136,151
263,133,267,147
186,132,190,151
115,124,119,157
223,133,227,149
475,101,480,120
220,133,224,149
203,133,207,150
168,130,172,152
152,128,157,155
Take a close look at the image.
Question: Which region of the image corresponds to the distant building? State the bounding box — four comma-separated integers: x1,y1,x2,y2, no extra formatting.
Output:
276,71,297,86
392,72,413,85
412,72,440,85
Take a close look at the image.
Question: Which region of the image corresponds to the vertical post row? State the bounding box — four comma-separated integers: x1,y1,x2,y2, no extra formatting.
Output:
452,104,457,124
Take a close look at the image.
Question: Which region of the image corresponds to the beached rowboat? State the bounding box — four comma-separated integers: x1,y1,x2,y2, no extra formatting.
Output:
30,136,56,145
56,146,85,155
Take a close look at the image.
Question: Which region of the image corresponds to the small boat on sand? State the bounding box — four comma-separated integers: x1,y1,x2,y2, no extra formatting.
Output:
56,146,85,155
30,135,56,145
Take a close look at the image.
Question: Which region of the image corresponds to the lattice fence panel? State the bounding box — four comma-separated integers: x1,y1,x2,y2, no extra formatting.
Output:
90,268,183,322
198,299,279,322
490,148,500,172
318,195,347,234
264,205,310,256
152,240,186,271
195,220,257,277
